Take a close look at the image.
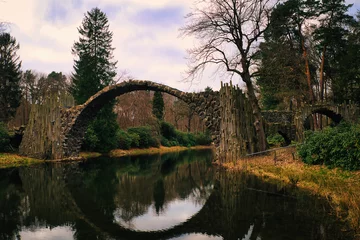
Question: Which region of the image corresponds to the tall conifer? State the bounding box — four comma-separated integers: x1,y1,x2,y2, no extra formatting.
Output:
0,33,22,122
71,7,119,152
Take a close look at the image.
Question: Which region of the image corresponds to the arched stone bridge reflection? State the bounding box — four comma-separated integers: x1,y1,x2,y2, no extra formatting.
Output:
0,151,351,239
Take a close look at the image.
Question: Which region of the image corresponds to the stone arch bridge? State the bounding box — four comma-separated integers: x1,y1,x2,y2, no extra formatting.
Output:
20,80,220,159
263,103,360,143
19,80,360,161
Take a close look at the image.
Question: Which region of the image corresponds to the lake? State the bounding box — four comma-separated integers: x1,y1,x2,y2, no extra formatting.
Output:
0,149,354,239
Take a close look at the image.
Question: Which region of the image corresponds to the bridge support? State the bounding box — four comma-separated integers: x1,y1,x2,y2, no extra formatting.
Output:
218,82,259,163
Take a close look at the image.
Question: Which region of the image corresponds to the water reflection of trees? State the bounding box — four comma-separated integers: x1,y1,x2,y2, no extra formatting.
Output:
0,148,352,240
111,150,215,225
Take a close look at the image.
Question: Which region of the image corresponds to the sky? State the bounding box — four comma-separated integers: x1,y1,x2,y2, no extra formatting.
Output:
0,0,359,92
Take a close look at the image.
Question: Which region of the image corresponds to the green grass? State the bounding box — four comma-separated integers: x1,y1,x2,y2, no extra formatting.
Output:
0,153,44,169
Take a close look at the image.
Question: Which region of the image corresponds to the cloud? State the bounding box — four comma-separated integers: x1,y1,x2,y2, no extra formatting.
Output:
7,0,347,92
132,6,185,27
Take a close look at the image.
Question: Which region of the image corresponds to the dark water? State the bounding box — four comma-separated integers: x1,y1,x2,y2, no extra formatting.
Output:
0,149,354,240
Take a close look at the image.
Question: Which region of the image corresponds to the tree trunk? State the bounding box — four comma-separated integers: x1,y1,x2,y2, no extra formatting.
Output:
319,45,327,102
242,71,267,152
301,38,315,103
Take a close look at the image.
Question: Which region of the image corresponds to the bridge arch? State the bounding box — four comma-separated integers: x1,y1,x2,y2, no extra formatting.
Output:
60,80,220,158
302,107,343,131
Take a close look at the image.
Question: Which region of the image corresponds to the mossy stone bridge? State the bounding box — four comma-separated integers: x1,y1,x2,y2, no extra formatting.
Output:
19,80,360,161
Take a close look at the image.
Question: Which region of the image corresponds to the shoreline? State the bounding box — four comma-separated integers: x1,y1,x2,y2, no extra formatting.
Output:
221,147,360,235
0,145,214,168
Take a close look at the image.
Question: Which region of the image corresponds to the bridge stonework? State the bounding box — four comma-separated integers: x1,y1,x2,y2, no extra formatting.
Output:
293,103,360,141
20,80,221,159
19,80,360,161
263,103,360,143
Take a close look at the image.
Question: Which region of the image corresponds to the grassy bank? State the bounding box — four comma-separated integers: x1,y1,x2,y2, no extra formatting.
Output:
109,145,214,157
0,153,44,169
0,145,214,168
222,147,360,233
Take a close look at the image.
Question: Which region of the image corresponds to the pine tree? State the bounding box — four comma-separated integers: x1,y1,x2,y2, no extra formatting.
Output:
152,91,164,120
71,7,117,104
71,7,119,152
0,33,22,122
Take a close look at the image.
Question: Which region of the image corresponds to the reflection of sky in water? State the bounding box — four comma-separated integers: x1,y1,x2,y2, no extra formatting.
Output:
115,199,202,231
115,185,213,231
19,226,74,240
169,233,223,240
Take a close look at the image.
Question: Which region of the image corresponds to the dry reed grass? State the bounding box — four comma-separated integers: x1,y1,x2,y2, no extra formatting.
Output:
0,153,43,169
223,147,360,233
109,145,214,157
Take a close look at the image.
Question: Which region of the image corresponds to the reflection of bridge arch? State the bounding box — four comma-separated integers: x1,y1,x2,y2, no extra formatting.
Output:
69,182,257,240
60,80,220,158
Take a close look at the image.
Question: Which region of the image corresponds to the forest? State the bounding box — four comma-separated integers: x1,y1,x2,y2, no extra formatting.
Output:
0,0,360,157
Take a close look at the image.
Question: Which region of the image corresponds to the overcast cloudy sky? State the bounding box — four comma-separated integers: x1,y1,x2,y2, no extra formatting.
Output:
0,0,359,91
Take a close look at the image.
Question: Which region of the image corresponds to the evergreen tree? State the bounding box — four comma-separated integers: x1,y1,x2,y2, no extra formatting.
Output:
0,33,22,122
71,7,119,152
71,7,117,104
152,91,164,120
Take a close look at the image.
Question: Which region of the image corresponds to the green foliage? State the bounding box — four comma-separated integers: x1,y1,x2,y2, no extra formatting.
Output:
71,7,117,104
160,121,212,147
0,122,10,152
116,130,141,149
0,33,22,122
160,121,177,140
116,130,132,150
71,7,119,153
267,133,285,147
194,132,212,146
116,121,212,150
83,104,119,153
152,91,164,120
297,123,360,170
127,126,160,148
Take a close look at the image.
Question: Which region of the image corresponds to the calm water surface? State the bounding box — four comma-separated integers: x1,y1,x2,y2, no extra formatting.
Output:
0,149,354,240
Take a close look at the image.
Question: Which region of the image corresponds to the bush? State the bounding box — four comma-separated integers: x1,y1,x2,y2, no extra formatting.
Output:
297,122,360,170
83,104,119,153
161,136,171,147
0,122,10,152
127,126,159,148
160,121,177,140
267,133,285,147
129,133,140,148
194,132,212,145
116,130,132,150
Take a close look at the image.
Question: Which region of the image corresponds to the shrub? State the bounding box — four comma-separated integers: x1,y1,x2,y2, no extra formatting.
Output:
160,121,177,140
267,133,285,147
0,122,10,152
129,132,140,148
116,130,132,150
297,122,360,170
161,136,170,147
194,132,212,145
127,126,159,148
83,106,119,153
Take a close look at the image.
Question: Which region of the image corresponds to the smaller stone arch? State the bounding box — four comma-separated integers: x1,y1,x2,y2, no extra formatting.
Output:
305,107,343,127
295,105,345,141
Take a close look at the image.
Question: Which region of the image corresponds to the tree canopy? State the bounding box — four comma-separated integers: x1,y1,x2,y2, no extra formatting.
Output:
0,33,22,122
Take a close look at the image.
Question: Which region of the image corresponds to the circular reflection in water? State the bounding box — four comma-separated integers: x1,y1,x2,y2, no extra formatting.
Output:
19,226,74,240
114,185,214,231
169,233,223,240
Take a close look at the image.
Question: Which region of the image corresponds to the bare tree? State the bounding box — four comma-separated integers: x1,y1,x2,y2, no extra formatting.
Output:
181,0,277,151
